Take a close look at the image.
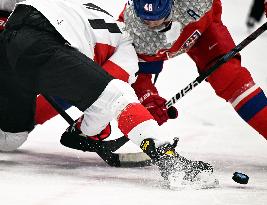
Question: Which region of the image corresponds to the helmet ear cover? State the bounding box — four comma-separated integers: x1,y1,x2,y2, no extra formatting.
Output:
133,0,172,21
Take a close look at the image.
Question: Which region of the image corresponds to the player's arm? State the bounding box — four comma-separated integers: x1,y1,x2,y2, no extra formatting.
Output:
117,10,178,125
131,72,178,126
100,32,178,125
101,33,139,84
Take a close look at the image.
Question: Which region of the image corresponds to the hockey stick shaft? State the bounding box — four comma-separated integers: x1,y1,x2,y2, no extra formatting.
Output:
166,22,267,109
42,95,75,125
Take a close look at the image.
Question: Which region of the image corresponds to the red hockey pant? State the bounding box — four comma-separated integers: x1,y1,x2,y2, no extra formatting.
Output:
188,21,267,139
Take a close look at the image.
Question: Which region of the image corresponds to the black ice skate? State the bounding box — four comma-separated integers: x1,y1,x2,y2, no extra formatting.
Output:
60,122,104,152
60,120,127,153
140,138,219,189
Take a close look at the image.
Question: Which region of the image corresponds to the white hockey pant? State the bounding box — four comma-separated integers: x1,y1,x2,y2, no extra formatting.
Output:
0,128,28,151
80,79,139,136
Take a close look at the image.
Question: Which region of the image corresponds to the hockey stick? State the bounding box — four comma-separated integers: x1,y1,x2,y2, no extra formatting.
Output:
41,24,266,167
166,22,267,108
102,22,267,166
42,94,151,167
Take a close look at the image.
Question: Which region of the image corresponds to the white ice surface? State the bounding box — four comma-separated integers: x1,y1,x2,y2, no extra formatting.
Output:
1,0,267,204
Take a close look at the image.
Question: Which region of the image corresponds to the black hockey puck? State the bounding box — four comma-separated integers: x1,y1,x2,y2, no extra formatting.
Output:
232,172,249,184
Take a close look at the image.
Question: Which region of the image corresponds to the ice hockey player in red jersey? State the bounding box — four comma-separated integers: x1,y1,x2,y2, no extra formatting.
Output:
0,0,218,188
119,0,267,139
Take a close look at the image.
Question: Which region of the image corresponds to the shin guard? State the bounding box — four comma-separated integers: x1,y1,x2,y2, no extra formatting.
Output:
208,58,267,139
118,103,153,136
231,87,267,139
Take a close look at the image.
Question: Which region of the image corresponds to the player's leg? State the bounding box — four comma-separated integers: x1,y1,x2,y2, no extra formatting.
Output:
61,76,218,187
0,6,39,151
3,5,217,186
3,4,159,143
1,6,70,126
0,35,34,151
0,83,33,151
188,20,267,139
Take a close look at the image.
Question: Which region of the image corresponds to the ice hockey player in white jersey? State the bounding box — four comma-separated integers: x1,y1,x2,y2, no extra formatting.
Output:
0,0,218,188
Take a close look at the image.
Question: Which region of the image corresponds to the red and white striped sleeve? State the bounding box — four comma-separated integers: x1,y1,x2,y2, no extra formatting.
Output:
101,34,139,84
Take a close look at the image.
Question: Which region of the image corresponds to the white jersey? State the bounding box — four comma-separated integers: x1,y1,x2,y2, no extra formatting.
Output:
18,0,138,84
0,0,24,12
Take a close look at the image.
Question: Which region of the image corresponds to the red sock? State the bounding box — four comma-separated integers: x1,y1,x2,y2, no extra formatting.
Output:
233,88,267,140
248,106,267,139
118,103,154,136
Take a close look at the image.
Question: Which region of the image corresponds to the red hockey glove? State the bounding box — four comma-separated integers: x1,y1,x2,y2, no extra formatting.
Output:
132,74,178,125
